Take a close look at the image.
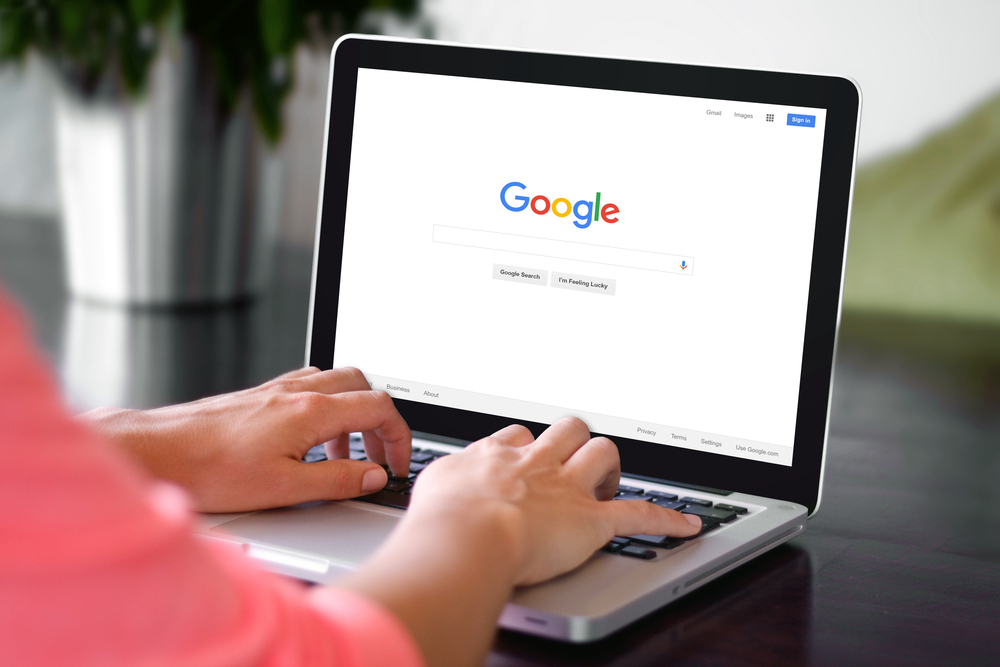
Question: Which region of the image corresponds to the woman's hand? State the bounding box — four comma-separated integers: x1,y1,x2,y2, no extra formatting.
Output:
84,367,411,513
409,417,701,585
337,417,701,667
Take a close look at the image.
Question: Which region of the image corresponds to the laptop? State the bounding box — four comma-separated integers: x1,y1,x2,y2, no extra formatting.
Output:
208,35,861,642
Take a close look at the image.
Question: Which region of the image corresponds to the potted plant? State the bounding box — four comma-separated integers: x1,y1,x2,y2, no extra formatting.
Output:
0,0,417,305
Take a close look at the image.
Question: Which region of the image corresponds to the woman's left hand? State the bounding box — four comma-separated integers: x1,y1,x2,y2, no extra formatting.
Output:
84,367,411,512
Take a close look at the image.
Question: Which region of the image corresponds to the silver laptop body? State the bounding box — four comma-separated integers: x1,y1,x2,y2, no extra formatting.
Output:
207,35,861,642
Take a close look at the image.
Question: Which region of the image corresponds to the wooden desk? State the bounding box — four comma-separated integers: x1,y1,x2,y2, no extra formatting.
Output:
2,215,997,666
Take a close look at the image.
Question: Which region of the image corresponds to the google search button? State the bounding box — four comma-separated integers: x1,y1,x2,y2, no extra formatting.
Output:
787,113,816,128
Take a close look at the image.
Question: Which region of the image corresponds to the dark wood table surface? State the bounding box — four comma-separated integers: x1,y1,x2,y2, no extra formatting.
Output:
2,214,998,667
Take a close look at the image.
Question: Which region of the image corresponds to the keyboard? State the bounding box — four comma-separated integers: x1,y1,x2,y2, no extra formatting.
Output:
303,438,443,510
303,439,749,560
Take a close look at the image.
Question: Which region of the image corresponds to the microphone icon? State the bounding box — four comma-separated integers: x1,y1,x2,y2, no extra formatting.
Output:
680,261,688,270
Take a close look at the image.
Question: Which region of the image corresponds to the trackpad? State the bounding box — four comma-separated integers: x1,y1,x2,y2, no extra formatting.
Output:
214,500,401,567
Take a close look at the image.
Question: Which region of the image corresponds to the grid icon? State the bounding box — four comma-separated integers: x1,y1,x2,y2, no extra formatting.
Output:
766,113,775,122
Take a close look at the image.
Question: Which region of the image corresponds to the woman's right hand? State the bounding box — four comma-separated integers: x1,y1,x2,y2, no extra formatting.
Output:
334,417,701,667
405,417,702,586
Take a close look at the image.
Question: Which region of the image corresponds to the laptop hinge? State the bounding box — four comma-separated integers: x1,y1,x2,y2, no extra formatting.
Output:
415,432,733,496
623,473,732,496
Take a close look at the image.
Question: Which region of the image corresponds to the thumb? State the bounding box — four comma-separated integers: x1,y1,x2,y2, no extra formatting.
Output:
282,458,388,503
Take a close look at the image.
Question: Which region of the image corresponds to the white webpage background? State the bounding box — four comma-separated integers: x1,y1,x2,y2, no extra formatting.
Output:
333,68,826,451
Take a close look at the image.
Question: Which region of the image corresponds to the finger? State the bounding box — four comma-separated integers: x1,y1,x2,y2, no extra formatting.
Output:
325,433,351,460
304,390,409,448
276,458,388,504
564,437,621,500
304,390,411,477
373,425,410,479
488,424,535,448
362,430,386,467
290,367,373,395
530,416,592,463
603,499,703,538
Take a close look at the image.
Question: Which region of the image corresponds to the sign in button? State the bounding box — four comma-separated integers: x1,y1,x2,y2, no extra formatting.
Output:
787,113,816,128
551,272,616,296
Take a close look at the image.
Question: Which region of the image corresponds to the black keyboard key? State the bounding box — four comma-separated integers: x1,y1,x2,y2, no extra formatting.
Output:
620,546,656,560
650,498,687,511
357,490,410,510
409,462,427,474
680,496,713,507
715,503,748,515
349,441,365,452
349,451,367,460
682,504,737,523
601,537,630,553
693,521,721,539
384,478,410,493
618,485,645,495
614,493,653,502
645,490,678,501
682,516,722,539
627,534,686,549
410,451,436,463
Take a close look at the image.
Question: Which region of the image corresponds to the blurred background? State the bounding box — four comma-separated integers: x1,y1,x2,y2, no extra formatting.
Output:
1,0,998,417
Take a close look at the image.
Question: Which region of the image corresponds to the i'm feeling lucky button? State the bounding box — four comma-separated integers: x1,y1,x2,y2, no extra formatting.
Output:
551,272,616,296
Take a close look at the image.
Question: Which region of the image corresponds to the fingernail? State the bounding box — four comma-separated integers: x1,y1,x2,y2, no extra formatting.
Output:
362,467,386,493
684,514,703,529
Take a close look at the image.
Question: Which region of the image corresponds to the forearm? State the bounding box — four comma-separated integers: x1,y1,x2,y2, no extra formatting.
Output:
80,406,218,503
334,509,521,667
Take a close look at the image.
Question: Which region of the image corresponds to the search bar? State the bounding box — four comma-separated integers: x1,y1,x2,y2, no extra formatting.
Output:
432,225,693,275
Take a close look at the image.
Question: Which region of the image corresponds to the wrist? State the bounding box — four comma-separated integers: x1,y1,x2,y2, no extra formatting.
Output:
83,406,145,446
400,500,524,584
340,504,523,667
82,407,168,477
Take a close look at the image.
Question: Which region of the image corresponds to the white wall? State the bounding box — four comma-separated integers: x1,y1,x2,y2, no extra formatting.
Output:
427,0,1000,165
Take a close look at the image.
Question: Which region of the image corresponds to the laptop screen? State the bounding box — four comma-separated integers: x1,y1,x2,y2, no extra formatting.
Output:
331,66,827,468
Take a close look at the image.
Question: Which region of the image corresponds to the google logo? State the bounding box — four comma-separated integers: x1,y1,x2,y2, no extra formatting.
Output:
500,182,620,229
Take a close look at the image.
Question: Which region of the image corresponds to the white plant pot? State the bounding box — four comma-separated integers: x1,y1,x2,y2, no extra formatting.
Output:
52,39,283,306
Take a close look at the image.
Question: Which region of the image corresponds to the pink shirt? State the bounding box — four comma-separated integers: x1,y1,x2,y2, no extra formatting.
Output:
0,288,425,667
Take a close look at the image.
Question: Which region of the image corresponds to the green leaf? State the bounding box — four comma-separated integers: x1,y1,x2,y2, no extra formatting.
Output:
250,55,292,144
0,10,32,60
58,1,86,46
129,0,155,22
258,0,292,57
129,0,174,25
118,30,156,96
211,45,245,113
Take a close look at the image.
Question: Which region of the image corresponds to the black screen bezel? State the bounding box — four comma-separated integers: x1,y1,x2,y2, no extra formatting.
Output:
309,37,860,514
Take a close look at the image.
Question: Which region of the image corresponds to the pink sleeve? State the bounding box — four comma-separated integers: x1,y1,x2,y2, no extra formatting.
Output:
0,287,424,667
